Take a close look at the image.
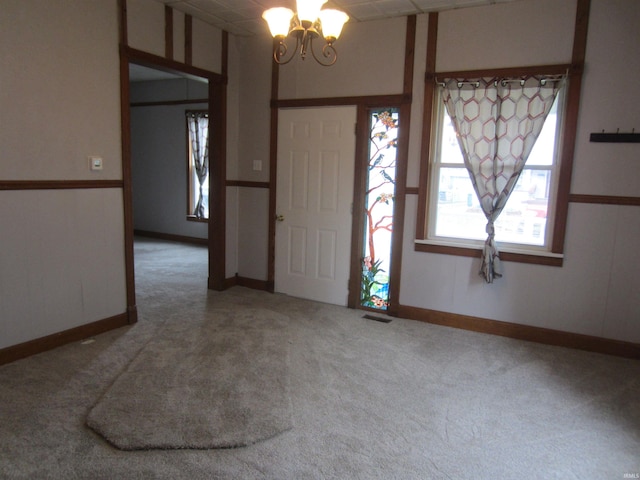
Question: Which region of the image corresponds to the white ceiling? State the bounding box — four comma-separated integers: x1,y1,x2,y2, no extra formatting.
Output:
132,0,521,81
156,0,520,36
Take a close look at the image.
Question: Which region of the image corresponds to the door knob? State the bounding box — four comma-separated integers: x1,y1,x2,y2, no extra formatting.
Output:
275,214,285,222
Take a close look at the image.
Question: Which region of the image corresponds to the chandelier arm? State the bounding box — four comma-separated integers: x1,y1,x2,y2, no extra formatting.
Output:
310,38,338,67
263,6,347,66
273,37,297,65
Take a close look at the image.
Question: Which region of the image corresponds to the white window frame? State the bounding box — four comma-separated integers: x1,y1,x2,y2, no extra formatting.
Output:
418,83,566,259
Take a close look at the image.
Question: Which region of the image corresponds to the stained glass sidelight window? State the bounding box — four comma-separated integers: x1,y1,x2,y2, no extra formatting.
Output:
361,109,399,310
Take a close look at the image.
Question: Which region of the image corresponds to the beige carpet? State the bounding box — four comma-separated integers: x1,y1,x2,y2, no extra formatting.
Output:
0,238,638,479
87,307,292,450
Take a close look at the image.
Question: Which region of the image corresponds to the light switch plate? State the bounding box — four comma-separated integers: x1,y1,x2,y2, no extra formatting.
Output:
252,160,262,171
89,156,103,171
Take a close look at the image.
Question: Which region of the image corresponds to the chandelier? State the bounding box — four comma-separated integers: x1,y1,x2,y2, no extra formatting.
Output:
262,0,349,66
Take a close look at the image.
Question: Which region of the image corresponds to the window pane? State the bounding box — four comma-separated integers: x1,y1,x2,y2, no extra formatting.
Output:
186,111,209,219
440,113,465,165
494,170,549,246
361,109,399,310
525,96,558,166
434,167,551,246
434,167,485,240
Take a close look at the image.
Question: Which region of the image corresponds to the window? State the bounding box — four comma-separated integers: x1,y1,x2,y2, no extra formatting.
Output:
186,111,209,220
420,74,566,263
361,109,399,310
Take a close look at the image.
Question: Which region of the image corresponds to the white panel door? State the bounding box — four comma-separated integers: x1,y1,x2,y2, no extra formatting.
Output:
275,106,356,306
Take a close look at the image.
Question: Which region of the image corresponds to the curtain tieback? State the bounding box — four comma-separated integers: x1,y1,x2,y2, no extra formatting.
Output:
485,221,495,237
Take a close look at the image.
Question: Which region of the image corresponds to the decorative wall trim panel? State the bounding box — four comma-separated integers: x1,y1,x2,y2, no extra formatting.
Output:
569,194,640,206
0,180,123,191
226,180,270,189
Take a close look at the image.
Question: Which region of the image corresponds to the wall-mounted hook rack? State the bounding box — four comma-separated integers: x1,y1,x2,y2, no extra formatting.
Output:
590,128,640,143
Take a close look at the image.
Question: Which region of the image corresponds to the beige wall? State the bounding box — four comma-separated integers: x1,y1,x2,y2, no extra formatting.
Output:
234,0,640,343
0,0,124,348
0,0,230,349
399,0,639,343
1,0,638,351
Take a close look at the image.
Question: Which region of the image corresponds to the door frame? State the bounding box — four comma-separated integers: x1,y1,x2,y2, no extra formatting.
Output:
349,103,410,314
119,39,228,323
264,16,416,314
267,97,410,312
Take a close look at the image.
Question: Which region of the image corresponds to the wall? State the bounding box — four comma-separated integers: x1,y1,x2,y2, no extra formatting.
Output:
0,0,125,349
0,0,232,352
130,78,208,239
234,34,273,280
123,0,239,278
1,0,637,353
235,0,640,343
400,0,639,344
232,17,409,281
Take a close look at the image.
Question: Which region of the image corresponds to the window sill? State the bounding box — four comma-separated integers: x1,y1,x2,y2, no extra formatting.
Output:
186,215,208,223
414,239,564,267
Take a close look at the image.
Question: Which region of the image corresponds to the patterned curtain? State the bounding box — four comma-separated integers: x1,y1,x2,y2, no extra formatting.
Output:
187,112,209,218
440,76,563,283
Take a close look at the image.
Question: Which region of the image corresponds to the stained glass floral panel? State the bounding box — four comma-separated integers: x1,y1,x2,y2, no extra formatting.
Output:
361,109,399,310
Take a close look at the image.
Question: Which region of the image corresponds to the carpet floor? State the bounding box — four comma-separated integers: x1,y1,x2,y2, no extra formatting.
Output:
0,237,638,479
87,306,293,450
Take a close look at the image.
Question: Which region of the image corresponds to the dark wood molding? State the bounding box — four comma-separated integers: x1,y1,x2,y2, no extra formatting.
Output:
416,12,438,241
387,14,417,316
118,0,127,46
127,305,138,324
224,273,273,293
206,31,229,291
184,14,192,66
414,242,563,267
396,304,640,359
0,180,123,190
402,15,416,96
434,63,572,80
222,276,237,290
130,98,208,107
267,46,280,292
348,105,373,309
406,186,419,195
236,276,271,291
273,94,411,109
0,313,130,366
221,30,229,80
186,215,209,223
165,5,173,60
222,274,270,292
119,47,137,323
207,40,227,291
134,229,208,246
552,0,591,253
226,180,270,189
569,194,640,206
124,46,224,83
571,0,591,67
